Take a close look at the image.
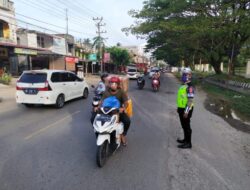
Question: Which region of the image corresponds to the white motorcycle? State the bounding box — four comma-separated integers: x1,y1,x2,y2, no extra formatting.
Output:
93,106,124,167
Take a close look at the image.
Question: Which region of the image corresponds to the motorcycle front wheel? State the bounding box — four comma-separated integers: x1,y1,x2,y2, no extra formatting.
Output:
138,85,144,89
96,140,109,167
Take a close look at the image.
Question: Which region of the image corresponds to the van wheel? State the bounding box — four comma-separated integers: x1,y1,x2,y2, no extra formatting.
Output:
55,94,65,108
24,103,34,108
83,88,89,99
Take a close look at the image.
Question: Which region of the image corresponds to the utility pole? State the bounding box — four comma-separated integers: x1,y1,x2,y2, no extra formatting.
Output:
64,8,68,70
93,17,106,73
65,8,68,55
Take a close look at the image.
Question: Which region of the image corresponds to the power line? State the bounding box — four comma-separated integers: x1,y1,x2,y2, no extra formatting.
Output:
0,14,63,34
26,0,65,15
0,13,95,40
61,0,132,44
18,0,92,26
35,0,93,24
55,0,93,22
15,0,138,46
16,13,65,30
15,13,96,36
65,0,101,18
62,0,132,45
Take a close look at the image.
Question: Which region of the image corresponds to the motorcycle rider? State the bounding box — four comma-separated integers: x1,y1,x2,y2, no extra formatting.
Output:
91,76,131,146
137,70,145,88
95,73,109,95
153,70,161,79
176,67,194,149
152,70,161,85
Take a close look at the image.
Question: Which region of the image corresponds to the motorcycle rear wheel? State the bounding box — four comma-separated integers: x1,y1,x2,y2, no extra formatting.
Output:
96,140,109,167
153,87,158,92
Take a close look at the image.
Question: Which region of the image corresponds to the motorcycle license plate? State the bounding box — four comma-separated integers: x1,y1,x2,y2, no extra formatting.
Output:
97,114,111,122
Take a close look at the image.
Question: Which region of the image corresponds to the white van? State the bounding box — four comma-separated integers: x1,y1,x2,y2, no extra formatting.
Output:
127,68,140,79
16,70,89,108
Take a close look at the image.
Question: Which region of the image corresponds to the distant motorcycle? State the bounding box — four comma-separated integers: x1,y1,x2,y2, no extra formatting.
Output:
152,77,160,92
137,76,145,89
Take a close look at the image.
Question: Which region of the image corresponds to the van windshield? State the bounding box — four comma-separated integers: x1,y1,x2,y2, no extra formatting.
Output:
19,73,47,83
128,69,137,72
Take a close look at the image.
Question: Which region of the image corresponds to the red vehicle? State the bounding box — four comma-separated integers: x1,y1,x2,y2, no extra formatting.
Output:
152,77,160,92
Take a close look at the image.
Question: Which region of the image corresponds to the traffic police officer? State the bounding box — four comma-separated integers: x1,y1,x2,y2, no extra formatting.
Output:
176,68,194,149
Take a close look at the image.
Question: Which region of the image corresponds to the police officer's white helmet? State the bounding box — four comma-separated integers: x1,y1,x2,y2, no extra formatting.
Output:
182,67,192,74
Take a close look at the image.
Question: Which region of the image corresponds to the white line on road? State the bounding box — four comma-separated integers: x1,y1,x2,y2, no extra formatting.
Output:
24,110,81,140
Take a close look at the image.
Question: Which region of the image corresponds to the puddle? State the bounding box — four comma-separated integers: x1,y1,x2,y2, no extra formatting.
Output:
204,98,250,133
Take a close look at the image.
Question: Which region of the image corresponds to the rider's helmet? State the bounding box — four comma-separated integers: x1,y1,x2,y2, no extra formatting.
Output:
181,67,192,83
109,76,120,84
109,76,121,90
100,73,109,82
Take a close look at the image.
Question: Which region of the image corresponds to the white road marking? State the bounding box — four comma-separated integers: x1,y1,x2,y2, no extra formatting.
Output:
24,110,81,140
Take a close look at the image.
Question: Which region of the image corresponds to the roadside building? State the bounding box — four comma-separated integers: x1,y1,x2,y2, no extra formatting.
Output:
0,0,17,75
75,39,93,76
16,29,67,75
122,45,150,73
55,34,80,72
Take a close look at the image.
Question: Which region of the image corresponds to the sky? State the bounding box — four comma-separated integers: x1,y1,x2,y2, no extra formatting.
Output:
12,0,147,47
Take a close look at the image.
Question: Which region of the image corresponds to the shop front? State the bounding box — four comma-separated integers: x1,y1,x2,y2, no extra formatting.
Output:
65,56,79,72
14,47,38,75
0,46,10,75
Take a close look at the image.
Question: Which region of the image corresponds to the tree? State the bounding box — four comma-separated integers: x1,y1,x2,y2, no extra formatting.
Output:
83,38,92,46
123,0,250,74
92,36,106,60
106,46,131,72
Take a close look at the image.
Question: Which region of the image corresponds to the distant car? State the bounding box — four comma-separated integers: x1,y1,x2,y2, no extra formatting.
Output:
149,68,159,78
16,70,89,108
126,68,140,79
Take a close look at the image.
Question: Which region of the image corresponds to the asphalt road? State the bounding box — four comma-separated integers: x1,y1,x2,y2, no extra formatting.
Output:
0,73,249,190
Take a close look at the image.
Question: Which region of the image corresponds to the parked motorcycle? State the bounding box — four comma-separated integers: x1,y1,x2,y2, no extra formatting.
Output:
137,76,145,89
93,97,124,167
152,77,160,92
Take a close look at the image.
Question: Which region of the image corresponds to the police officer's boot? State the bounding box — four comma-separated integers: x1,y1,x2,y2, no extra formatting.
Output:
176,138,186,144
178,132,192,149
178,143,192,149
177,132,186,143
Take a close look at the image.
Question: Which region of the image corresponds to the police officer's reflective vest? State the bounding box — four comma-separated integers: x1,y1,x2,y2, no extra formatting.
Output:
177,85,188,108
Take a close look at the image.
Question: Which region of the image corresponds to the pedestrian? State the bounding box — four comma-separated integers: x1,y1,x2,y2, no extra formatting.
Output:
176,67,194,149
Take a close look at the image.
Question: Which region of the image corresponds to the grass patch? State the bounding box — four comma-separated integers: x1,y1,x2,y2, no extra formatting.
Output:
201,83,250,120
0,72,12,85
210,73,250,83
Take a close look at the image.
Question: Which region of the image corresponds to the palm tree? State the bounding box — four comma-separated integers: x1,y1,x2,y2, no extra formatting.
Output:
92,36,105,50
83,38,92,46
92,36,106,59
